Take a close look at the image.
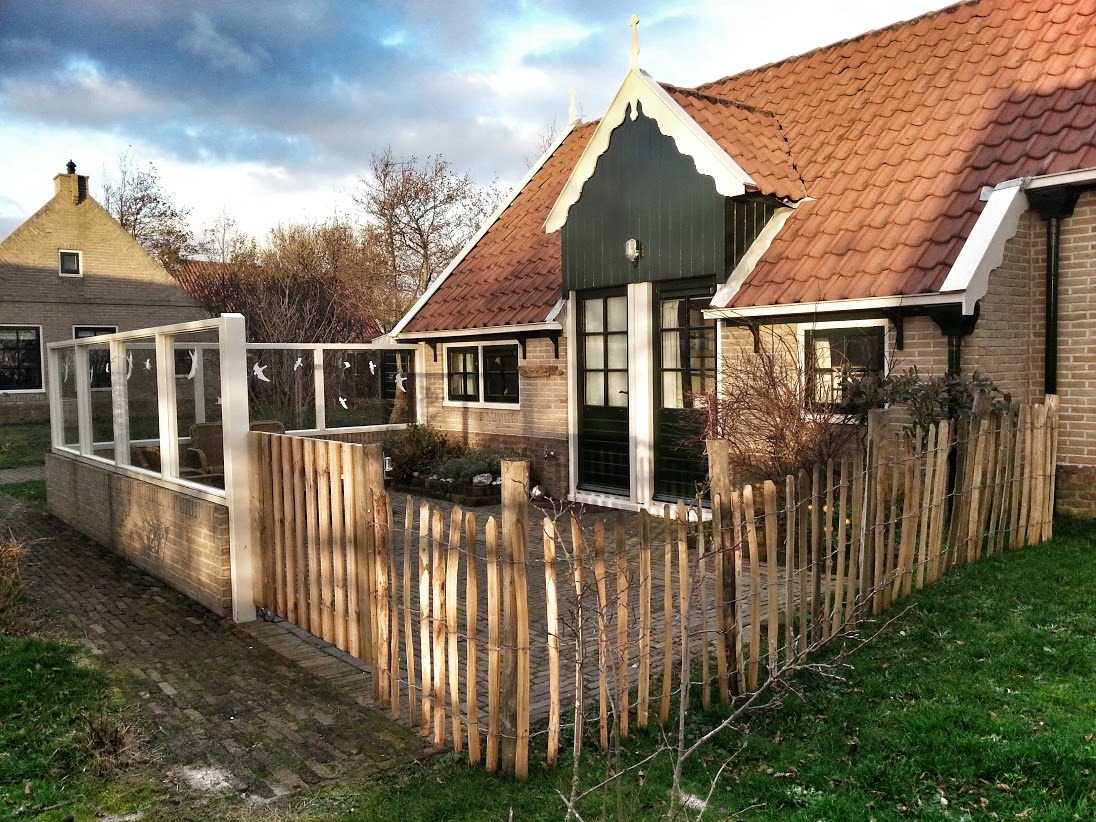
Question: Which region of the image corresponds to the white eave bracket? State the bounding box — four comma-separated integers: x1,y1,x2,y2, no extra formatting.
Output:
544,69,755,234
940,178,1028,315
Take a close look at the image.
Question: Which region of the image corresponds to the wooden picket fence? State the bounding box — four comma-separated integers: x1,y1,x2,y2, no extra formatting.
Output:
248,395,1059,779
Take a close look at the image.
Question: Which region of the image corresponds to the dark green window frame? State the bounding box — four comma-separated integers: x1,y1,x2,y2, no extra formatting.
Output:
804,325,886,411
446,344,520,405
482,345,519,404
446,346,480,402
0,325,43,391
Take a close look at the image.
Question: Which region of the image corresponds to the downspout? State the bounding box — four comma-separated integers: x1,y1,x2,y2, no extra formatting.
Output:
1044,216,1061,395
1027,187,1080,396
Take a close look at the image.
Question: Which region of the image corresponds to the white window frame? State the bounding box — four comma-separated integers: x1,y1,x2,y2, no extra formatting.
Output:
58,249,83,278
0,324,45,393
441,341,522,409
797,318,890,417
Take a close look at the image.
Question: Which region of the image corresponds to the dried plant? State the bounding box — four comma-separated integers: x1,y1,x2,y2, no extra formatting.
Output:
702,330,861,487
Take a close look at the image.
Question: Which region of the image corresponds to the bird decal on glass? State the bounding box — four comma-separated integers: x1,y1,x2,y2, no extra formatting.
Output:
368,361,377,375
338,396,348,409
395,372,408,393
293,357,303,371
252,362,271,382
185,350,198,379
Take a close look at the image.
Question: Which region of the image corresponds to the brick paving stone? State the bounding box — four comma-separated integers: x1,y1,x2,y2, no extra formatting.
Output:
1,493,427,801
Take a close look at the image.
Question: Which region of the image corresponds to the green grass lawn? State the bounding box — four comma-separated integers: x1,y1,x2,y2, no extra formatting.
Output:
0,423,51,469
3,514,1094,820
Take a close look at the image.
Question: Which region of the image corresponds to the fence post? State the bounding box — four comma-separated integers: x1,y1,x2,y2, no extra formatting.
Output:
499,458,530,778
706,440,738,697
220,312,256,623
356,442,384,664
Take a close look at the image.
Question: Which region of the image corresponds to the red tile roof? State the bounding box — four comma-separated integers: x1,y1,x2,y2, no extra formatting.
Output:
402,0,1096,329
662,85,805,201
402,122,596,333
703,0,1096,307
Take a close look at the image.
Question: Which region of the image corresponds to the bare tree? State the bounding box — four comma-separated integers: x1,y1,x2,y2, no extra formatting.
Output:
100,151,196,265
354,147,506,297
197,211,259,266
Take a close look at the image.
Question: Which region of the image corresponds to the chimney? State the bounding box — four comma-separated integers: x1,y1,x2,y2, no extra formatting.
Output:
54,159,89,204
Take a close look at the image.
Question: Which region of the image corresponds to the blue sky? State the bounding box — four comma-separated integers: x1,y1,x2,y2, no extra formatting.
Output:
0,0,946,244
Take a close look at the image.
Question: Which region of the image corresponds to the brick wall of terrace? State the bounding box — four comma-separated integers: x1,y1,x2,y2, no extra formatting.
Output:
47,453,232,616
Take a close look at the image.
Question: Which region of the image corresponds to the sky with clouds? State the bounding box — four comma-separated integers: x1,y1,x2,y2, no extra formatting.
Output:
0,0,947,245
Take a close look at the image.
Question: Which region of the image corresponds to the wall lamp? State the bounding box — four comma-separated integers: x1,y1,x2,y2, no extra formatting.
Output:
625,238,642,266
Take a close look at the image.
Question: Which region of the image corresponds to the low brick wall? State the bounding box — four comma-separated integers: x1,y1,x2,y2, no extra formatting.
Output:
1055,464,1096,519
46,453,233,617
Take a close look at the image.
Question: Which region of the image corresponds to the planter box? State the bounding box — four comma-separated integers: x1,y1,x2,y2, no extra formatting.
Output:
390,477,501,507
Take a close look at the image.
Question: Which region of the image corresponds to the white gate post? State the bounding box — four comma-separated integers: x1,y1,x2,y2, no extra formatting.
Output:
220,313,256,622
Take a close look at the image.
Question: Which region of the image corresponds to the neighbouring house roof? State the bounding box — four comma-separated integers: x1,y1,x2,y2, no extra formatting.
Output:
398,0,1096,333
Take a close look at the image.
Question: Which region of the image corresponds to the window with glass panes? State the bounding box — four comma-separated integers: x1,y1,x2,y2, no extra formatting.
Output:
74,326,117,389
446,346,480,401
581,294,629,407
482,345,519,403
804,326,885,408
659,294,716,409
0,326,43,391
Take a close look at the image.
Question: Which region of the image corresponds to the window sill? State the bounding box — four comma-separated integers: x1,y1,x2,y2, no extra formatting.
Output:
442,399,521,411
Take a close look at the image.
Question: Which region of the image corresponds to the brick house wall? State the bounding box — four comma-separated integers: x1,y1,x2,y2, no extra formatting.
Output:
47,453,233,616
419,336,570,496
717,200,1096,516
0,167,208,423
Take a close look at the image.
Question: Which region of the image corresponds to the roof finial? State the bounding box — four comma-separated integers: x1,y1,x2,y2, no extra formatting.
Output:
568,88,579,127
629,14,641,70
66,159,76,174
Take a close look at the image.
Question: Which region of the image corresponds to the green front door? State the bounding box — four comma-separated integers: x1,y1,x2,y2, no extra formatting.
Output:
578,290,630,495
654,283,716,501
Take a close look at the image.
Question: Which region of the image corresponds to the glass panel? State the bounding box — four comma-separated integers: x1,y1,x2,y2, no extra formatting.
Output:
583,298,604,333
124,340,159,444
689,371,711,403
661,298,683,328
606,334,628,369
607,371,629,407
382,351,416,424
662,372,684,409
606,295,627,332
813,337,832,369
87,343,114,457
244,348,314,431
57,348,79,448
324,349,389,427
584,336,604,370
661,330,682,369
585,373,604,406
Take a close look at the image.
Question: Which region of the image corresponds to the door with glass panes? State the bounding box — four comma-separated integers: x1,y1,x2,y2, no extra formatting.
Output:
577,290,630,495
654,282,715,501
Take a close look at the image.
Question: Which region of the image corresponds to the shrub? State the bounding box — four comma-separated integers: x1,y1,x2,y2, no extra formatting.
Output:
841,367,1011,434
429,450,504,484
383,424,455,483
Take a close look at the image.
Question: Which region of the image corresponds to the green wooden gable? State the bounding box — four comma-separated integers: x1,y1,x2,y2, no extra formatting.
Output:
561,102,777,293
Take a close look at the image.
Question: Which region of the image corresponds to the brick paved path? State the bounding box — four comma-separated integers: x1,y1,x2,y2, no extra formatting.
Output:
1,493,426,802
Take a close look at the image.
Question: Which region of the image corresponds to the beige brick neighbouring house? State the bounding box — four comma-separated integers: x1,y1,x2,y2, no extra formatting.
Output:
0,162,208,423
392,0,1096,517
